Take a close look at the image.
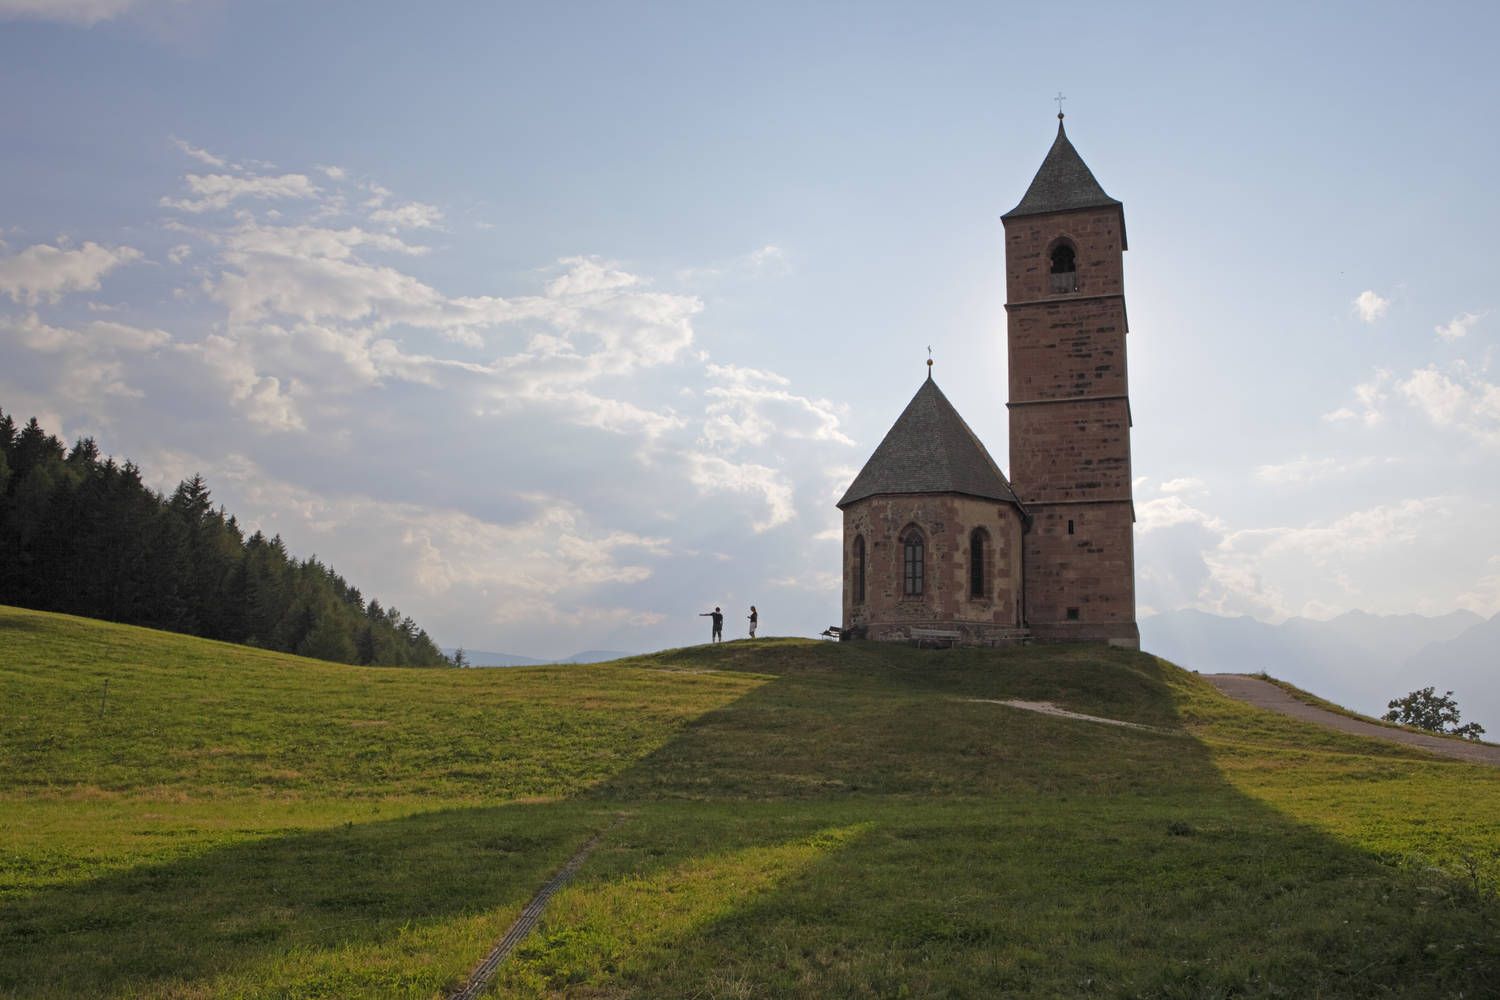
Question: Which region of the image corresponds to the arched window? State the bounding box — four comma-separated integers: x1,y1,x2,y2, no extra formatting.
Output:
853,534,866,603
901,527,924,598
969,527,989,599
1049,240,1078,293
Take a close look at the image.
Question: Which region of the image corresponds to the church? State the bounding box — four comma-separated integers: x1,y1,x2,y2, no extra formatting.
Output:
837,114,1139,649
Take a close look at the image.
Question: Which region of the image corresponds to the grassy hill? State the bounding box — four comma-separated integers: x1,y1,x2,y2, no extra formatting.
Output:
2,605,1497,998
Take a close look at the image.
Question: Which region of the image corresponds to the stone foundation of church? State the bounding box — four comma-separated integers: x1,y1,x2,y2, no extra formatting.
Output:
855,621,1030,647
1027,621,1140,649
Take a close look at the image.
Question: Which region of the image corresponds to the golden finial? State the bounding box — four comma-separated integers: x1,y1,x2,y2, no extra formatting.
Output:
927,345,934,378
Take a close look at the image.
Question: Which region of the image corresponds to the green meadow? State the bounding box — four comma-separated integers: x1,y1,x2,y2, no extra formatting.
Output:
1,604,1496,998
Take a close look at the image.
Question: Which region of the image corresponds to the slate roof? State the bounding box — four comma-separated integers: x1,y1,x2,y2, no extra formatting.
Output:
837,375,1021,509
1002,119,1122,222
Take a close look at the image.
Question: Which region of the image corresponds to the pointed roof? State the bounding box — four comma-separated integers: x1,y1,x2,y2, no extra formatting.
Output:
1002,119,1122,223
837,376,1021,509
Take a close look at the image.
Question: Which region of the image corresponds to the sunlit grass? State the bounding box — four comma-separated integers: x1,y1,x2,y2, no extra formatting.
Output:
2,605,1498,998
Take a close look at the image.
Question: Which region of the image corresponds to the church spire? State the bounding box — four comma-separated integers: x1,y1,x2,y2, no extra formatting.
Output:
1002,118,1121,223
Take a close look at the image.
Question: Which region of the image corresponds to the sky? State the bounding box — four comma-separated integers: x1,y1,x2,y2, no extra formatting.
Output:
2,0,1498,658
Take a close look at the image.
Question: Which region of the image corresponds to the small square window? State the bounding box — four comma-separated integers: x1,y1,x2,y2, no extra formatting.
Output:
1066,607,1080,621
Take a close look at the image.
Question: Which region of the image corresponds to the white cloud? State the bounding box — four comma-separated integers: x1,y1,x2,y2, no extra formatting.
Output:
1158,476,1207,495
0,0,141,25
223,222,427,260
1136,496,1225,534
700,363,853,450
746,244,788,273
1324,368,1391,426
1435,311,1484,341
1,314,145,401
688,455,796,532
769,571,842,590
1398,367,1468,425
1457,555,1500,618
161,172,320,213
212,237,451,324
0,241,141,305
1397,364,1500,446
150,452,673,630
1326,358,1500,447
3,312,77,352
1244,498,1440,561
1254,455,1378,485
368,201,443,230
544,256,639,297
170,137,228,168
675,244,791,283
1352,289,1389,323
4,313,167,355
178,334,304,432
1136,489,1475,622
87,320,172,351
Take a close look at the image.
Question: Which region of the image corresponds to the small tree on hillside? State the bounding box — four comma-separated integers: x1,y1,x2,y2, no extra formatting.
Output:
452,647,468,669
1383,687,1486,741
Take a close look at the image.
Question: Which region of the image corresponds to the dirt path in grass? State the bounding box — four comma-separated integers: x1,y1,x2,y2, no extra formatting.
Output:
448,819,618,1000
1205,674,1500,766
965,698,1177,735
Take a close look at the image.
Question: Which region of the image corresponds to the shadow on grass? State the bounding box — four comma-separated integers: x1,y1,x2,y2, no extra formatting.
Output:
0,802,609,998
0,614,46,635
509,791,1500,998
512,641,1500,997
4,641,1498,998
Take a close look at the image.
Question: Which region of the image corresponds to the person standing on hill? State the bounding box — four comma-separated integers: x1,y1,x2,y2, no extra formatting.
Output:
699,606,724,643
747,605,758,638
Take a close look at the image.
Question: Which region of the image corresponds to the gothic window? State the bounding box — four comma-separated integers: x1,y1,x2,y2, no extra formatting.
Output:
1049,240,1078,294
901,527,924,598
853,535,866,603
969,527,989,599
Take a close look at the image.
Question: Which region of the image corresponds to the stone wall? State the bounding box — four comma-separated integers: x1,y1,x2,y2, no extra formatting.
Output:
1007,397,1132,501
1004,204,1139,649
842,493,1025,645
1007,296,1128,402
1003,206,1125,303
1022,500,1138,646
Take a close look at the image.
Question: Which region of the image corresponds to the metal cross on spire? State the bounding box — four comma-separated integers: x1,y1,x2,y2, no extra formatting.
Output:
1054,91,1067,120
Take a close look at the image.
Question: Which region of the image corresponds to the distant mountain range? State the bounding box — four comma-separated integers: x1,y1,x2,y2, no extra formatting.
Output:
441,647,634,667
1140,609,1498,732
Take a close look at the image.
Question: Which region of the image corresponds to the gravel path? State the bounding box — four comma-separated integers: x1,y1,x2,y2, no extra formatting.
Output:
1204,674,1500,767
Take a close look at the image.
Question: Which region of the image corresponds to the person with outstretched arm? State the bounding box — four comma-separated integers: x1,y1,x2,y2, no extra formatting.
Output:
747,605,758,639
699,606,724,643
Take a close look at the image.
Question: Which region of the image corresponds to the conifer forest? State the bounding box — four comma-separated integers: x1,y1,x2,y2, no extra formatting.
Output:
0,409,449,667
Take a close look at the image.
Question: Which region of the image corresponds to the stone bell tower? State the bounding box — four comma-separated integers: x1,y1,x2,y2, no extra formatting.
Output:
1002,113,1139,647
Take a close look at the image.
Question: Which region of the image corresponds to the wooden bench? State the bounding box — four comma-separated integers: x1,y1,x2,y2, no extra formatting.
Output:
909,627,961,649
819,626,842,641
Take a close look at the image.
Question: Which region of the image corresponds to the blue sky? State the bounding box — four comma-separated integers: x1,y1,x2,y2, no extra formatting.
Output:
2,0,1498,656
